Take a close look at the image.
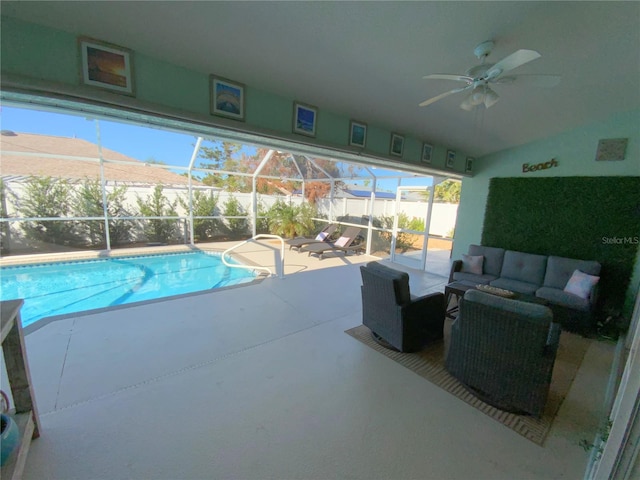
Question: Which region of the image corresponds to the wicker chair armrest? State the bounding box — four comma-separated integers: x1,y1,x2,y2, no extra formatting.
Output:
544,322,561,356
449,260,462,283
405,292,445,319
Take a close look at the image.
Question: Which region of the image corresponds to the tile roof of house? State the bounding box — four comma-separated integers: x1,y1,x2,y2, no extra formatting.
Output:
0,132,199,185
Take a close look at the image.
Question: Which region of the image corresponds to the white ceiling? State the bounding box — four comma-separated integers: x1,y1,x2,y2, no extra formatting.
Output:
3,1,639,157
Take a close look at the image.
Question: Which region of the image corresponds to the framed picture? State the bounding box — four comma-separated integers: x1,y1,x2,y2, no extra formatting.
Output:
349,120,367,148
390,133,404,157
78,37,135,96
446,150,456,168
293,101,318,137
465,157,474,173
210,75,245,121
421,143,433,164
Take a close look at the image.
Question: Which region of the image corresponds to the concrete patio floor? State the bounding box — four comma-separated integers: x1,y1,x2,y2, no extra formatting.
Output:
3,241,614,479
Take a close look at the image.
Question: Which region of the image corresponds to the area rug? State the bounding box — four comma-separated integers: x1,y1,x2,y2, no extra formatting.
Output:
345,324,591,446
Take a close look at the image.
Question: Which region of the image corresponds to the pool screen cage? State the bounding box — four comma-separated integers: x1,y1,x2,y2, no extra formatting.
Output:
0,104,459,267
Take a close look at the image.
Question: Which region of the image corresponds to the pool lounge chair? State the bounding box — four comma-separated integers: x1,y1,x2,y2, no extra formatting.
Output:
300,226,363,259
286,224,337,251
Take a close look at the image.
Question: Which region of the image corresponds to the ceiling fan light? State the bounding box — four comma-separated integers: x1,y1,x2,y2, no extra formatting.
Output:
470,86,485,105
484,89,499,108
460,95,475,111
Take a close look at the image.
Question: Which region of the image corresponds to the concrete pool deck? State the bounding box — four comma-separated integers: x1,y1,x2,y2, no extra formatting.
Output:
1,242,613,479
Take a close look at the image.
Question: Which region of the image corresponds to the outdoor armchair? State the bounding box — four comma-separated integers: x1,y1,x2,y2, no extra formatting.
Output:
360,261,445,352
445,289,561,417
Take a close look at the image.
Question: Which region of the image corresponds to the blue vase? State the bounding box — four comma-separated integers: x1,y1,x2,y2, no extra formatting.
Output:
1,413,21,466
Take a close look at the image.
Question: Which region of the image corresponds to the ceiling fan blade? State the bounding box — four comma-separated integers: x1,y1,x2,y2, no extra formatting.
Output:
423,74,473,84
494,74,561,87
485,49,541,79
419,85,472,107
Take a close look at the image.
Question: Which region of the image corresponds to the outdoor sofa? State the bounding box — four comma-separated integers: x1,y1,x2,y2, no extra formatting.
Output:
449,244,601,332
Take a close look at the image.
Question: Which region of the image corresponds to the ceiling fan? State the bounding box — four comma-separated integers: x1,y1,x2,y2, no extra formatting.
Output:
419,40,561,111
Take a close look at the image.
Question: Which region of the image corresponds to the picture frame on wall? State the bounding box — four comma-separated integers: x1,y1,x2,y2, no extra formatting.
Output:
446,150,456,168
421,143,433,164
349,120,367,148
78,37,135,96
390,133,405,157
210,75,245,121
293,102,318,137
465,157,474,173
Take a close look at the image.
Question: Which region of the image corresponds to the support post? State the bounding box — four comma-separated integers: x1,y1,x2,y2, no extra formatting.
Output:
95,119,111,251
252,150,275,237
364,167,376,256
187,137,203,245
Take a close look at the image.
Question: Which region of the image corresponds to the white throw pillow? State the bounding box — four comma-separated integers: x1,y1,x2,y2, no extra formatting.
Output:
564,269,600,299
461,254,484,275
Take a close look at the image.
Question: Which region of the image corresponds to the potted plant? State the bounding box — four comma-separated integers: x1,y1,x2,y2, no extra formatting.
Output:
0,390,21,466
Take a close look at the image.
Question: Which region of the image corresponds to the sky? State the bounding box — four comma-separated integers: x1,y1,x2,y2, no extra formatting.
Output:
0,105,433,191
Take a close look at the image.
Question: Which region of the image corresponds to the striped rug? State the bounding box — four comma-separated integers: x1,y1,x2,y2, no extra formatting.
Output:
345,323,591,446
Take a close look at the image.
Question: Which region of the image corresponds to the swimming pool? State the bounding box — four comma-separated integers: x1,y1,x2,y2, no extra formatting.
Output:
0,251,258,327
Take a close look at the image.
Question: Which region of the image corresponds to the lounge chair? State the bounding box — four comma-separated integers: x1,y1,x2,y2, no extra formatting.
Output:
286,224,337,251
300,226,363,259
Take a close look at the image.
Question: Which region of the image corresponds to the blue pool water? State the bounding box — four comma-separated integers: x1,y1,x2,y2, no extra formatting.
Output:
0,252,257,327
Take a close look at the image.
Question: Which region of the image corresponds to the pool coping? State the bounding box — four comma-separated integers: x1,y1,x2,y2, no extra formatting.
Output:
1,245,270,335
0,244,232,266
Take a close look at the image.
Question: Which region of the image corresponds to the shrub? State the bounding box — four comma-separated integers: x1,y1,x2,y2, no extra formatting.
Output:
17,176,80,246
74,179,135,247
371,214,415,253
136,185,179,243
222,195,249,238
179,190,221,241
265,200,316,238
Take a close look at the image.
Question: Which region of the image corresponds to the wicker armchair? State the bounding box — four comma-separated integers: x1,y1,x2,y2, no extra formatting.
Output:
445,289,561,417
360,261,445,352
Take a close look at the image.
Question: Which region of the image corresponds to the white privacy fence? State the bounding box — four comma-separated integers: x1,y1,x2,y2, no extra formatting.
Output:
2,179,458,238
315,197,457,237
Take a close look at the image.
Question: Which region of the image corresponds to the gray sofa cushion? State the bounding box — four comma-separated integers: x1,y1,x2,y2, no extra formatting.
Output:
536,286,591,311
468,244,505,277
543,256,602,289
489,278,541,295
500,250,547,286
452,271,498,285
364,261,411,305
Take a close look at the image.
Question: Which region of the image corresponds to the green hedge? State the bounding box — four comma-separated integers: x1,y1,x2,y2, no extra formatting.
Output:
482,176,640,316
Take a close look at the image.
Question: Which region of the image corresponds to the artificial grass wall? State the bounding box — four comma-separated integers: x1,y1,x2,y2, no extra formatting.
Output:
482,176,640,316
